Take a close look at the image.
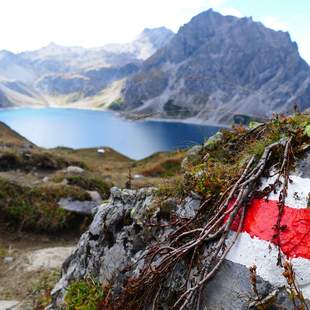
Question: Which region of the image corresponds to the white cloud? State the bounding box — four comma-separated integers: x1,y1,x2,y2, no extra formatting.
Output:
206,0,243,18
220,7,243,17
0,0,211,52
261,16,288,31
293,35,310,64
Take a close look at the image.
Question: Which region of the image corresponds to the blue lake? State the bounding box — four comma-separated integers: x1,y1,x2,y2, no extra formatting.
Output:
0,108,221,159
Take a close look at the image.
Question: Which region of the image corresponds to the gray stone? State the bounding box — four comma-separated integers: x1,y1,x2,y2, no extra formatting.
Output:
49,182,310,309
181,145,203,170
58,198,98,215
295,152,310,178
202,260,308,309
3,256,13,264
50,188,158,308
60,178,68,186
86,191,102,203
0,300,19,310
204,131,223,149
66,166,84,174
133,174,145,179
187,145,203,157
176,195,201,218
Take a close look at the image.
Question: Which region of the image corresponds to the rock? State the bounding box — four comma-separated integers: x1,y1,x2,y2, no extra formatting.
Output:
48,187,228,308
295,152,310,178
21,142,33,150
86,191,102,203
60,178,68,185
121,10,310,124
187,145,203,157
49,188,157,308
66,166,84,174
58,198,98,215
181,145,202,170
0,300,19,310
25,247,74,272
3,256,13,264
176,195,201,218
49,159,310,309
204,131,223,149
133,174,145,179
42,176,49,183
202,261,299,309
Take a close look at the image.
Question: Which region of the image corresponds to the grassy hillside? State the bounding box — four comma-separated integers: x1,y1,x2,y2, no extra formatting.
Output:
0,121,185,233
0,121,32,147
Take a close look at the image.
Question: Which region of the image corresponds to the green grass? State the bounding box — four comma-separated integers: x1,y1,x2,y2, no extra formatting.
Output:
184,113,310,199
0,149,87,172
31,270,61,310
65,278,106,310
0,246,6,258
66,175,110,199
0,178,91,232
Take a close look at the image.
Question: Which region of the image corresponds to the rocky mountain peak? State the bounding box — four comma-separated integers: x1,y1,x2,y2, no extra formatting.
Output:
0,50,16,61
136,27,174,47
122,10,310,124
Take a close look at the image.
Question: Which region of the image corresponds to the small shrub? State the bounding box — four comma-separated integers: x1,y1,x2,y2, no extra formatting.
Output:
0,178,91,232
66,175,110,199
65,278,106,310
32,271,61,310
142,158,182,178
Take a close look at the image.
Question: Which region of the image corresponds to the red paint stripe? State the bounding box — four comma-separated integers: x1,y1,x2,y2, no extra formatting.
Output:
229,199,310,259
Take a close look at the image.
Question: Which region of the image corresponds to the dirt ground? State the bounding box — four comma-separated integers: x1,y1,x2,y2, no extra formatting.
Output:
0,227,78,308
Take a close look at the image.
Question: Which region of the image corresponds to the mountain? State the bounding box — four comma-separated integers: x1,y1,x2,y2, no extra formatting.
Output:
1,11,310,123
0,79,46,107
121,9,310,124
0,50,37,83
0,27,174,108
102,27,175,60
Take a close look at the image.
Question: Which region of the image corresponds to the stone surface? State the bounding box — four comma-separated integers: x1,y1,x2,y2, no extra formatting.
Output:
66,166,84,174
295,152,310,178
25,247,74,272
58,198,98,215
48,182,310,309
203,260,305,309
86,190,102,203
50,187,158,308
0,300,19,310
3,257,13,264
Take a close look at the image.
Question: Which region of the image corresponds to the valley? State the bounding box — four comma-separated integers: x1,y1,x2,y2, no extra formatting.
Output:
1,10,310,126
0,5,310,309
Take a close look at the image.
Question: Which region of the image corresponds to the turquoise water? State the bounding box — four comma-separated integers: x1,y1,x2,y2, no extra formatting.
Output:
0,108,221,159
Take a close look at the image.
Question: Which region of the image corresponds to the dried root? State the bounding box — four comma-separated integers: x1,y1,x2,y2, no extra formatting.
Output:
108,136,295,310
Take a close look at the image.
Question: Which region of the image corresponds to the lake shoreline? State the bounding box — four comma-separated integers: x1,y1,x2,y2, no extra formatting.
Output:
0,107,222,159
0,105,229,128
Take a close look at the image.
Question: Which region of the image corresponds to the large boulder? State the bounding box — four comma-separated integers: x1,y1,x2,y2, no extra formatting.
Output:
48,151,310,309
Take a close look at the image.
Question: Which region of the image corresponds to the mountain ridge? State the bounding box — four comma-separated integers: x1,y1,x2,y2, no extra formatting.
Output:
0,10,310,125
0,27,174,108
121,9,310,124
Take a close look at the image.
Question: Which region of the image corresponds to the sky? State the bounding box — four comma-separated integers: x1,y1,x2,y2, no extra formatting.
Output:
0,0,309,63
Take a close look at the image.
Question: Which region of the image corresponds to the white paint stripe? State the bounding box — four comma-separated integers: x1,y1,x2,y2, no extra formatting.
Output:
260,175,310,209
226,231,310,299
